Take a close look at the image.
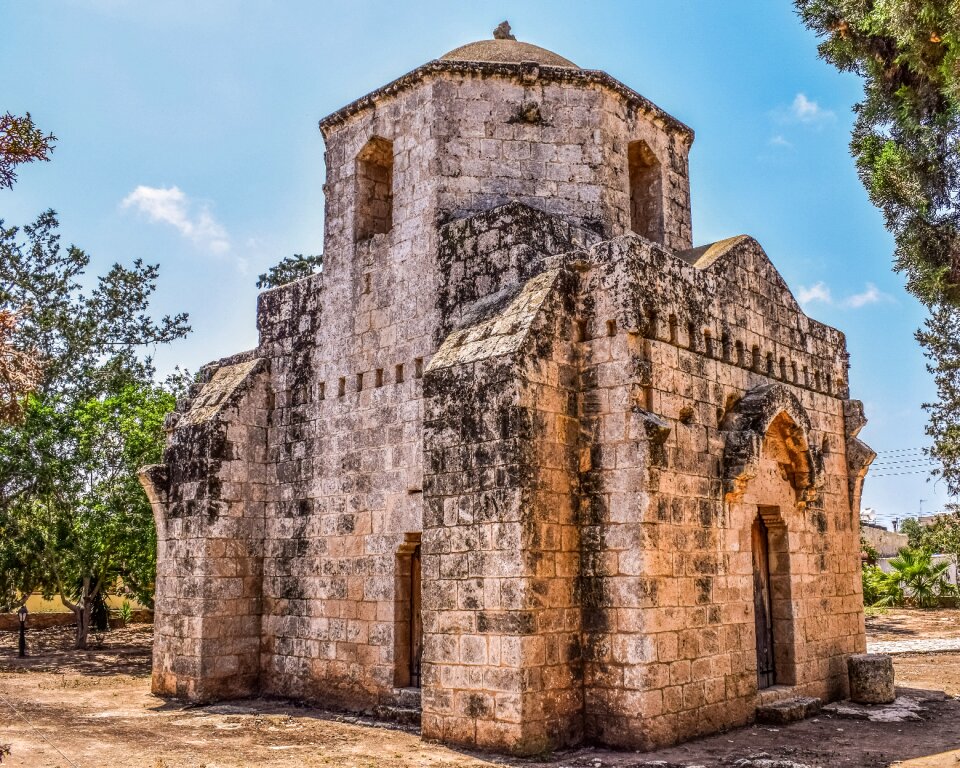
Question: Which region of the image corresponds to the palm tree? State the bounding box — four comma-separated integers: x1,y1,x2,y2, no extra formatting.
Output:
870,548,953,608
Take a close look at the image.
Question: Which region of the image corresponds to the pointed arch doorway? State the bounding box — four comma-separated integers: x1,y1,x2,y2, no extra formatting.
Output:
722,385,823,692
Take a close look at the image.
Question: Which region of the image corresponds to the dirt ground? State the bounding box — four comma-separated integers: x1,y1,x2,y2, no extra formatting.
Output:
0,612,959,768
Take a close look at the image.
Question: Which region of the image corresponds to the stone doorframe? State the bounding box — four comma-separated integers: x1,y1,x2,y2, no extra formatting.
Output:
394,532,423,689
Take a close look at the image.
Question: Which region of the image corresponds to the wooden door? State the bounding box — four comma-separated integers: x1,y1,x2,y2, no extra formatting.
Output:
409,544,422,688
752,514,776,689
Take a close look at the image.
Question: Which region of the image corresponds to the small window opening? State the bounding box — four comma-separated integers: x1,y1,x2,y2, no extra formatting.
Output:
642,308,658,339
803,366,810,387
791,361,798,384
721,332,731,362
395,364,404,384
687,321,698,352
376,368,384,388
338,377,346,397
752,345,761,371
356,372,364,392
414,358,424,379
606,319,617,337
668,314,678,344
826,372,833,394
318,382,326,401
355,136,394,242
766,352,774,375
704,331,714,359
779,357,787,380
814,370,822,390
736,340,745,367
575,320,588,342
627,140,664,243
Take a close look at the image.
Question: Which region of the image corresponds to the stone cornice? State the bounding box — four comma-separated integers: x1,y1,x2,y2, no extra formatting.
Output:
318,59,695,144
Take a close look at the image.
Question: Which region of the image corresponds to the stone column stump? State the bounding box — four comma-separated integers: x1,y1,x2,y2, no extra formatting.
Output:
847,653,895,704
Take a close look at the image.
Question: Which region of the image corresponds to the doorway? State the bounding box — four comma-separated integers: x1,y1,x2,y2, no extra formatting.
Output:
752,513,776,689
395,534,423,689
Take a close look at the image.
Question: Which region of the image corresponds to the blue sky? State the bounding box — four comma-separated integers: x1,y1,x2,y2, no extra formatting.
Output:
1,1,952,525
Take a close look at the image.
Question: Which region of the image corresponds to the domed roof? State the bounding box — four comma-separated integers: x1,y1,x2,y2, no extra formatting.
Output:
440,24,578,69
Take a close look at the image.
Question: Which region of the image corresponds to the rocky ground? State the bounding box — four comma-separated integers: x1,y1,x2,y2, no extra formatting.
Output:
0,611,958,768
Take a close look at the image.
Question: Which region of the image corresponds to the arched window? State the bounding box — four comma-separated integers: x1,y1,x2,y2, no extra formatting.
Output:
355,137,394,242
627,140,663,243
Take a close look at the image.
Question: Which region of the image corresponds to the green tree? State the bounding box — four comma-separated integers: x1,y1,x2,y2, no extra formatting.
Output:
917,305,960,495
0,211,188,646
0,112,55,189
901,506,960,562
796,2,960,488
0,112,54,418
797,1,960,303
868,546,952,608
256,253,323,289
0,308,42,423
38,381,173,644
900,515,926,548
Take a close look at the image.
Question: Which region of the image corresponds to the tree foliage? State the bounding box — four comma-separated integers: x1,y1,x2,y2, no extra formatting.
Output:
0,211,188,646
797,1,960,303
0,308,42,423
903,505,960,558
0,112,55,419
796,2,960,488
0,112,55,190
916,305,960,494
256,253,323,290
863,546,953,607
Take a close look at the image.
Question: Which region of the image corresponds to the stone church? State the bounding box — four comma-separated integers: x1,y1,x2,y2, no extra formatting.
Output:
140,26,873,755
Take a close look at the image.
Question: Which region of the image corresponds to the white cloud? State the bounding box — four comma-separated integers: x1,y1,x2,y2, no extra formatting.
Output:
768,134,794,150
122,185,230,255
842,282,893,308
796,280,894,309
788,93,834,125
797,281,832,305
770,93,835,129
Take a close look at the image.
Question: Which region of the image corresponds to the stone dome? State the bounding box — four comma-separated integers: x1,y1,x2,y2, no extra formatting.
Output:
440,38,579,69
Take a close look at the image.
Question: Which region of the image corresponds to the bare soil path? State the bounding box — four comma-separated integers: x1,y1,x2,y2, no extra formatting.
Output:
0,612,958,768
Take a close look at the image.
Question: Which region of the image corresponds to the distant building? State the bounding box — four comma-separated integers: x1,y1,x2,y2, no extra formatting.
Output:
861,522,907,558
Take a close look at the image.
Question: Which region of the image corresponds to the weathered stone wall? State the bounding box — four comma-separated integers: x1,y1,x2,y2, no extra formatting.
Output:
142,357,270,701
428,70,692,250
862,523,907,558
415,223,867,753
421,268,583,752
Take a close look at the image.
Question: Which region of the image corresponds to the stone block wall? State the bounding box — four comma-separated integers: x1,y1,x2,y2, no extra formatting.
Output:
142,357,271,701
565,235,865,748
422,268,582,753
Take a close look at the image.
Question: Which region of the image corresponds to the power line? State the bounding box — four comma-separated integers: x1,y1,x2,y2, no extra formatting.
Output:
0,689,82,768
